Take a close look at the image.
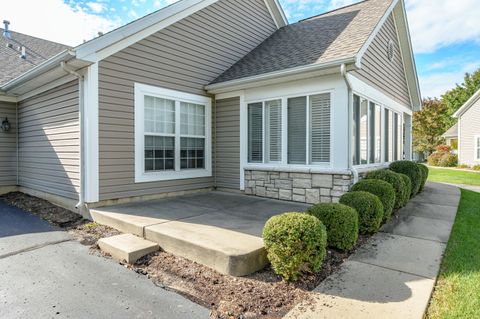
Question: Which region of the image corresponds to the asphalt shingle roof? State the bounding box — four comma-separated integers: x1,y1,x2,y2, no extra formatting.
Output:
211,0,393,85
0,28,69,86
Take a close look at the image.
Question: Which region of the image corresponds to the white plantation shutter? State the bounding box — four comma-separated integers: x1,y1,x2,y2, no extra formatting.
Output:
288,97,307,164
248,103,263,163
310,93,331,163
266,100,282,162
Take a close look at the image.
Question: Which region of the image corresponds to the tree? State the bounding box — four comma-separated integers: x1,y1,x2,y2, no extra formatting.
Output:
413,98,450,155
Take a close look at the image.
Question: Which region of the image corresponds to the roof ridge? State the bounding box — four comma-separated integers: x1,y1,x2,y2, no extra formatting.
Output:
0,28,70,48
299,0,369,22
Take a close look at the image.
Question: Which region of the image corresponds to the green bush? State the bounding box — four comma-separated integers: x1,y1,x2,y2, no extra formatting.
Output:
365,169,407,209
458,164,470,169
389,161,422,197
417,164,429,192
398,173,412,206
307,203,358,251
351,179,396,221
427,152,442,166
339,191,383,234
473,165,480,171
439,153,458,167
263,212,327,281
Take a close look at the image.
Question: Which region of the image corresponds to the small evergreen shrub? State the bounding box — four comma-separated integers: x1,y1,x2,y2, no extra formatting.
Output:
457,164,470,169
351,179,396,221
339,191,383,234
473,165,480,171
307,203,358,251
417,164,429,192
398,173,412,206
389,160,422,196
262,212,327,281
365,169,407,209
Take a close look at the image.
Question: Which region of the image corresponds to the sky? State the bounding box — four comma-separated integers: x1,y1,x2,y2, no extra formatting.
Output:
2,0,480,99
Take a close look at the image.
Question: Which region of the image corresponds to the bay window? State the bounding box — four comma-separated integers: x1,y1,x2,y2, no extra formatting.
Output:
135,84,211,182
247,92,331,166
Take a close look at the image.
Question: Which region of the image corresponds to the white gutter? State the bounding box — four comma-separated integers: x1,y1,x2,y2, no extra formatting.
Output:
341,63,359,184
1,50,75,92
205,57,356,93
60,62,85,211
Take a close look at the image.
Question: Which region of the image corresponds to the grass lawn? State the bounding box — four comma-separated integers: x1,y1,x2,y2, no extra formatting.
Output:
427,167,480,186
426,189,480,319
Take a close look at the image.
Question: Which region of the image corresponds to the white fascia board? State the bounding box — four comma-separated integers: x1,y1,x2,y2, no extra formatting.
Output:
0,95,17,103
205,58,355,94
263,0,288,28
356,0,399,68
75,0,218,62
348,73,413,115
83,62,99,203
454,89,480,118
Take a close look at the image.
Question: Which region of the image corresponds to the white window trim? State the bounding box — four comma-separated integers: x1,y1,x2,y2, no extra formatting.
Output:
245,89,334,170
352,91,404,169
134,83,212,183
475,135,480,161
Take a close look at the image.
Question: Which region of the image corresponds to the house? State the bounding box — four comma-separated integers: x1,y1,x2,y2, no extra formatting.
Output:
450,88,480,166
0,0,421,217
442,123,458,152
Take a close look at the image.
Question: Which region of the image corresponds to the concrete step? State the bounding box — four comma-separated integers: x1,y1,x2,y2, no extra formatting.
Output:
145,221,268,276
98,234,159,264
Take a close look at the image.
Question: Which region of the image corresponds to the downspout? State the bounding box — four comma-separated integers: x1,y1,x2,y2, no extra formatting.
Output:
61,62,85,211
341,63,359,184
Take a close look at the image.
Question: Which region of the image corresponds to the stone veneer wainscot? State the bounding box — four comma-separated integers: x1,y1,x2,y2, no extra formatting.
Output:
244,169,354,204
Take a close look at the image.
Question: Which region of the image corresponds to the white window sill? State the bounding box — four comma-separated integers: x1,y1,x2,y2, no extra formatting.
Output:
135,169,212,183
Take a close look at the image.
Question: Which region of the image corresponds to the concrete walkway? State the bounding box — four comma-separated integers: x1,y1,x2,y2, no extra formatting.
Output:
0,201,208,319
286,182,461,319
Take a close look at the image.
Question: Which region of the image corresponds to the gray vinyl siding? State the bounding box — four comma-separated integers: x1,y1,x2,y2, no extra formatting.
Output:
459,98,480,166
98,0,277,200
0,102,17,186
214,97,240,190
17,80,80,199
352,14,411,107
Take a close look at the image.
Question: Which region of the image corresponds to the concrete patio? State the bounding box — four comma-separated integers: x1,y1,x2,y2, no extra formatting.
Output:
285,182,461,319
90,191,309,276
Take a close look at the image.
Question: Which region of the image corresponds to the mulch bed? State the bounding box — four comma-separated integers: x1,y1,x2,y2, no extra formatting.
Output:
1,191,375,319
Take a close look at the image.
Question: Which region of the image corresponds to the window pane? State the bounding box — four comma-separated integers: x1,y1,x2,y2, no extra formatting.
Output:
353,95,360,165
368,102,382,164
384,109,390,162
144,136,175,172
180,137,205,169
360,98,368,165
311,93,331,163
393,113,399,160
265,100,282,162
369,102,375,164
180,102,205,136
375,105,382,163
248,103,263,163
144,96,175,134
388,110,394,162
288,97,307,164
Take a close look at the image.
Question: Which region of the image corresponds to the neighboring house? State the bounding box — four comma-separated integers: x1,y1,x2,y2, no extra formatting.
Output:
452,88,480,166
0,0,421,217
442,123,458,152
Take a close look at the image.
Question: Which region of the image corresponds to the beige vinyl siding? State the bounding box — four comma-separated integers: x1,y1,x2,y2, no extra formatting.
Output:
214,97,240,190
17,80,79,199
98,0,276,200
353,14,411,107
459,98,480,166
0,102,17,186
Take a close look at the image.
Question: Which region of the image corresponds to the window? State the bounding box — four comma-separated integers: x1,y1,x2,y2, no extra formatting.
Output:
475,136,480,161
135,84,211,182
247,93,331,166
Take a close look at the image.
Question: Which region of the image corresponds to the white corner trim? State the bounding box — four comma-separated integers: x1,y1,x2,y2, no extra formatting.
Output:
134,83,212,183
83,62,99,203
356,0,399,68
239,93,247,190
17,75,77,102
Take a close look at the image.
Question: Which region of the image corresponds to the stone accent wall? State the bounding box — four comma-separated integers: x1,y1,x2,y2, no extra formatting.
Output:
244,170,354,204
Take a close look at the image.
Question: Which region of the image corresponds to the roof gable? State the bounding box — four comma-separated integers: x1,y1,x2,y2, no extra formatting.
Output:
0,29,69,86
454,88,480,118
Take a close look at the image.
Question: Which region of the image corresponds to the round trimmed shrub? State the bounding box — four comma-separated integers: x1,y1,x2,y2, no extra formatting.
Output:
339,191,383,234
307,203,358,251
398,173,412,206
351,179,395,221
389,160,422,197
262,212,327,281
365,169,407,209
417,164,429,192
